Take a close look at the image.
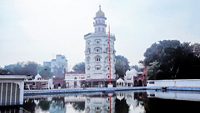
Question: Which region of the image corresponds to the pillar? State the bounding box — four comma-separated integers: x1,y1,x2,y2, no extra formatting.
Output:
18,81,24,105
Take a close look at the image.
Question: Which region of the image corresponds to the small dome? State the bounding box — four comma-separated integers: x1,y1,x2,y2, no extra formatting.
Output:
116,78,125,83
34,73,42,80
96,5,105,17
126,68,137,77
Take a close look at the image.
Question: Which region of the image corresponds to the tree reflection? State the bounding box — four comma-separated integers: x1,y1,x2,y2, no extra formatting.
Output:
72,102,85,111
146,98,200,113
23,99,36,113
49,97,66,113
115,98,129,113
39,100,51,111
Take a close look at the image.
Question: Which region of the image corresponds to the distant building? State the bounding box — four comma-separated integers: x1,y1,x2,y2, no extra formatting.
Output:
43,55,68,88
192,43,200,58
43,55,68,78
84,6,116,87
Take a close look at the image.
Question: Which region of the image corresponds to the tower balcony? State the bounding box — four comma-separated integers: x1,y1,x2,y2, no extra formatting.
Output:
93,22,107,27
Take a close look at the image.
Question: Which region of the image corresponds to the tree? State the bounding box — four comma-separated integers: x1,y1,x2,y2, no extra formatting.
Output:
0,67,10,75
23,61,38,76
72,62,85,73
144,40,200,80
115,55,130,78
39,66,52,79
4,61,39,77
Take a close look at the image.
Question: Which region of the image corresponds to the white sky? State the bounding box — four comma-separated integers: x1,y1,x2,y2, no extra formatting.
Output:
0,0,200,70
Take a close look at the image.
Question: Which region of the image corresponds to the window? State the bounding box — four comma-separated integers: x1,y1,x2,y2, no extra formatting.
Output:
94,47,102,53
95,39,101,44
95,65,101,70
95,57,101,62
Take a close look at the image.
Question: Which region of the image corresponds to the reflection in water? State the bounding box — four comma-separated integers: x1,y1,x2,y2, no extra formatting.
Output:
49,97,66,113
1,91,200,113
115,98,129,113
0,106,23,113
72,102,85,111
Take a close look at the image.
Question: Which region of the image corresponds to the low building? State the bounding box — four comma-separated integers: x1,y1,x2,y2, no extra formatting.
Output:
65,72,86,88
124,68,137,87
134,67,147,86
24,74,52,89
0,75,29,106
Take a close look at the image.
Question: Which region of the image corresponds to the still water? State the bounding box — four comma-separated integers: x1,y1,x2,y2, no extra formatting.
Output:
1,90,200,113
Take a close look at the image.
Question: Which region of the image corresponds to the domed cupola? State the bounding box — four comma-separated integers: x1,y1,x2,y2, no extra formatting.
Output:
95,5,105,17
93,5,107,33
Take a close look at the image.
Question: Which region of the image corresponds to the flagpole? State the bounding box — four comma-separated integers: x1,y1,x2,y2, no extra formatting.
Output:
108,25,112,85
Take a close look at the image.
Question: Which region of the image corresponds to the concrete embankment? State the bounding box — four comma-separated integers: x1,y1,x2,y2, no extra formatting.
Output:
24,86,200,96
24,87,146,96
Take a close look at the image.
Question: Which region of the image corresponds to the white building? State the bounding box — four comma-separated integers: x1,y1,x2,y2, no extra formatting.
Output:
65,72,86,88
84,6,116,87
124,68,137,87
43,55,68,77
85,96,115,113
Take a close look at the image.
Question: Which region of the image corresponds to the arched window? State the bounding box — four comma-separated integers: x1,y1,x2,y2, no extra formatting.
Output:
95,55,101,62
95,65,101,70
94,47,102,53
95,39,101,44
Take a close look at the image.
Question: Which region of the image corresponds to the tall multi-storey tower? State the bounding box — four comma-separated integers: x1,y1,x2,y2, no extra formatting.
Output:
84,6,116,87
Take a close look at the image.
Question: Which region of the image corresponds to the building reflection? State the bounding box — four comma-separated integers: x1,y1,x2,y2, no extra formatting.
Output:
4,91,200,113
85,93,115,113
49,97,66,113
115,91,146,113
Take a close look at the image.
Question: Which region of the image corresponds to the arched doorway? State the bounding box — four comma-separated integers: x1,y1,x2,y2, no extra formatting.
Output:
138,80,143,86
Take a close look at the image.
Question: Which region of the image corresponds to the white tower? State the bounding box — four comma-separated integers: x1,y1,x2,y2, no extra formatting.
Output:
84,6,116,87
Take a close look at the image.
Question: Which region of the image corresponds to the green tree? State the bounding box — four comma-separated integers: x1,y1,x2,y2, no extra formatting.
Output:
72,62,85,73
39,66,52,79
144,40,200,80
38,100,50,111
4,61,39,77
0,67,10,75
115,55,130,78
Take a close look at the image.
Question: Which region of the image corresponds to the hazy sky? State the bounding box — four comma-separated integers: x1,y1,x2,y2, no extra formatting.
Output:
0,0,200,70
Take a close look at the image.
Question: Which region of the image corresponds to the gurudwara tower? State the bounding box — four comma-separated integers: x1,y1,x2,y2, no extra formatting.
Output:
84,6,116,87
